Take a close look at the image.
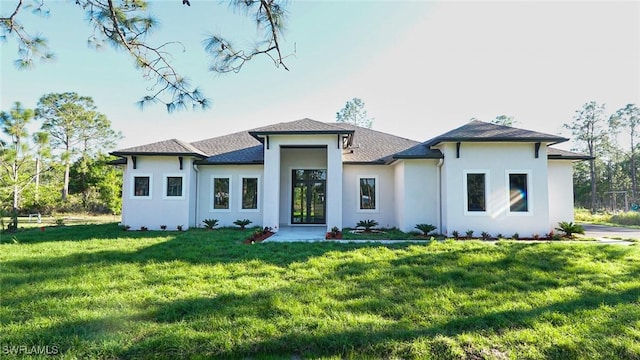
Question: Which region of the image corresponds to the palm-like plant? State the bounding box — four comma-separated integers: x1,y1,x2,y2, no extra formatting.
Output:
202,218,219,230
415,224,436,236
356,219,379,232
233,219,252,230
555,221,585,238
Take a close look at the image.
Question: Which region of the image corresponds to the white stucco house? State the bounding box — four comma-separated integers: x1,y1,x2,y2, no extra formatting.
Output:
111,118,589,237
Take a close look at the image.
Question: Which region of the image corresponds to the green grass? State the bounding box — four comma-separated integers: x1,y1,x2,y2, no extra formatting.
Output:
575,208,640,228
2,224,640,359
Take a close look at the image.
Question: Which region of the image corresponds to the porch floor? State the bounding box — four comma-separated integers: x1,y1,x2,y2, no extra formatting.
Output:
265,226,326,242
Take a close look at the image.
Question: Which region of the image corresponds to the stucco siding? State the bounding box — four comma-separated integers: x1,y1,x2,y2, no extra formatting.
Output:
438,142,551,237
548,160,575,227
121,156,194,230
394,162,405,231
196,165,264,228
342,165,396,229
398,159,439,232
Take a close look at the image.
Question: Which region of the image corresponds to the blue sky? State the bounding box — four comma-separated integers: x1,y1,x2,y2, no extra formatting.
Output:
1,1,638,150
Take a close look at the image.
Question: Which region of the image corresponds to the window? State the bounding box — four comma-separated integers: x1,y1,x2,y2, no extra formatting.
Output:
166,176,183,197
213,177,230,210
134,176,150,197
509,173,528,212
359,177,376,210
466,173,486,212
242,177,258,210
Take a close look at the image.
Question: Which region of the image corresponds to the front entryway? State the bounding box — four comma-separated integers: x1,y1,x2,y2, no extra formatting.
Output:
291,169,326,224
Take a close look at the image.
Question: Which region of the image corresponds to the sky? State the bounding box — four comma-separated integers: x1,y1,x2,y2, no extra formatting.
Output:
1,0,639,151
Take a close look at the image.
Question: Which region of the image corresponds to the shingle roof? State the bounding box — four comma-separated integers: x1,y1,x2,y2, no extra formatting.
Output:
332,123,422,163
111,138,206,158
249,118,354,139
425,120,568,146
111,118,581,165
191,131,264,164
547,147,593,160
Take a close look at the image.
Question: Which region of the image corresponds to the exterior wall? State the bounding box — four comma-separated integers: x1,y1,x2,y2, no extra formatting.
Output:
196,165,264,228
342,164,396,229
395,159,440,232
394,161,405,231
279,147,327,226
548,160,575,227
263,134,343,232
437,142,551,237
121,156,195,230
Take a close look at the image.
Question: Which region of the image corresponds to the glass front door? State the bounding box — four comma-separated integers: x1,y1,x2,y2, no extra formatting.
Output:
291,169,326,224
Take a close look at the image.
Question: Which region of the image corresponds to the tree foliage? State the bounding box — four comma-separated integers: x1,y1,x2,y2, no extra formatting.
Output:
491,115,517,127
564,101,608,213
336,98,374,129
36,92,121,201
0,0,291,111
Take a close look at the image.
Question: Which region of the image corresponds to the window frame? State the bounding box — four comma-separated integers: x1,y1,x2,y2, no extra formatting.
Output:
211,175,232,212
130,173,153,200
239,176,260,212
506,170,533,216
357,175,379,213
463,170,490,216
163,173,185,200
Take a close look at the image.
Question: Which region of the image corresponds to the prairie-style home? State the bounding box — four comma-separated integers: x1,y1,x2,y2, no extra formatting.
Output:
111,118,588,236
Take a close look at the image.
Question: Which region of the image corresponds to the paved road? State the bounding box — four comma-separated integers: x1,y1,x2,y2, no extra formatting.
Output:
581,223,640,241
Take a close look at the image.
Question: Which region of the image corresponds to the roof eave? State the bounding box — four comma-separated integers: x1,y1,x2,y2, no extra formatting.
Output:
110,152,207,159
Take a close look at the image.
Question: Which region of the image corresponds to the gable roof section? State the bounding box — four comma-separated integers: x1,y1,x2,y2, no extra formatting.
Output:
248,118,354,140
111,138,207,158
425,120,569,146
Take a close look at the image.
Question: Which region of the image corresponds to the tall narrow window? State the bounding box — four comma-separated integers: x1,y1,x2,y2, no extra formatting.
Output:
359,177,376,210
242,177,258,209
466,173,486,212
134,176,150,197
213,177,230,209
509,173,528,212
166,176,183,197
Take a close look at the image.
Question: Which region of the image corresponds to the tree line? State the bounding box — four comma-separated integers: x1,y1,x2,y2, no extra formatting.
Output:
1,92,122,229
565,101,640,213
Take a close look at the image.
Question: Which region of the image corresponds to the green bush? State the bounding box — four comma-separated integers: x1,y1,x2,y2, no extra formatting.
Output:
233,219,252,230
202,219,219,230
610,212,640,226
356,219,379,232
415,223,436,236
556,221,585,238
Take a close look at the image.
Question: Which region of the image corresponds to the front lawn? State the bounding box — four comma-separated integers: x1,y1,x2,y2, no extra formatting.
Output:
2,224,639,359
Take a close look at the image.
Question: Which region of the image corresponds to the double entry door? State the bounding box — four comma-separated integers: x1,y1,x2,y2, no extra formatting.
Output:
291,169,326,224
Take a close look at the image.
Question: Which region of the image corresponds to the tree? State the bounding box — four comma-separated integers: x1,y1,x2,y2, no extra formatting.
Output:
564,101,608,213
609,104,640,200
0,102,49,230
69,154,122,214
491,115,517,127
36,92,121,201
0,0,291,111
336,98,374,129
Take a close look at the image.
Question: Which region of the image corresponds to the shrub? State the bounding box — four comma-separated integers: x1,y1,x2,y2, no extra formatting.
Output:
481,231,491,240
356,219,379,232
177,225,183,231
160,225,167,231
140,226,148,231
466,230,474,238
233,219,252,230
512,232,519,240
55,217,65,226
555,221,585,238
202,219,219,230
330,226,341,236
452,230,460,240
415,224,437,236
